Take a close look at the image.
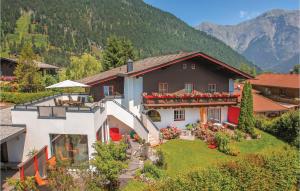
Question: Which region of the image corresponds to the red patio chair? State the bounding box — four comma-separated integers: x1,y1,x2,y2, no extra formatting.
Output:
110,128,122,141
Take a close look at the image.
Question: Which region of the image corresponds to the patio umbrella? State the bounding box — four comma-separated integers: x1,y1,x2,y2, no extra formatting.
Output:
46,80,90,89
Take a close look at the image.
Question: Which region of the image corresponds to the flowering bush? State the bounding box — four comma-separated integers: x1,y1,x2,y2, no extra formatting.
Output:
143,92,239,99
160,126,181,140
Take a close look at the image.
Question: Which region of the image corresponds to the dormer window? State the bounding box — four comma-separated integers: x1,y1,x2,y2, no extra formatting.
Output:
191,63,196,69
182,63,187,70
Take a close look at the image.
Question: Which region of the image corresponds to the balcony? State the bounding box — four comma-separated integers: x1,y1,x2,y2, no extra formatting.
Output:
143,91,239,109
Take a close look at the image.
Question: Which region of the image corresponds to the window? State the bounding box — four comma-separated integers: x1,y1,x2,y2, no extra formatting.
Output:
207,108,221,122
147,110,161,122
208,84,217,93
182,63,187,70
103,85,114,96
159,83,168,94
174,109,185,121
191,63,196,69
185,83,194,93
50,134,89,166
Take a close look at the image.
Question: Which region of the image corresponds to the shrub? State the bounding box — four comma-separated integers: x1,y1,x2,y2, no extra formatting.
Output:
160,126,181,140
233,129,244,142
227,144,240,156
6,176,37,191
142,161,164,180
0,91,55,104
255,111,300,148
215,132,230,153
155,149,167,169
91,141,128,189
153,150,299,191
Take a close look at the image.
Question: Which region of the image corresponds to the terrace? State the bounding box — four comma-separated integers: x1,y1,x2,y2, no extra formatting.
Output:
12,93,104,119
142,91,239,109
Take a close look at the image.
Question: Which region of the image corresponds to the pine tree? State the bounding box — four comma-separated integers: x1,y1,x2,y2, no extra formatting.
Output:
102,35,136,70
14,42,43,92
238,82,255,135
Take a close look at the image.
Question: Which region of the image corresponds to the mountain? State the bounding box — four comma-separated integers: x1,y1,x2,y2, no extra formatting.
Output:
197,9,300,73
0,0,256,71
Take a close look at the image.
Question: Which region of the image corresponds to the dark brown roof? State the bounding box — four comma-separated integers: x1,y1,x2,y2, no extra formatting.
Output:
1,57,59,69
248,73,300,89
80,52,253,85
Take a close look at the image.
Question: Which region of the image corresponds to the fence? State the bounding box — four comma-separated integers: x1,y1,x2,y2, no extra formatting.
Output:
18,146,48,180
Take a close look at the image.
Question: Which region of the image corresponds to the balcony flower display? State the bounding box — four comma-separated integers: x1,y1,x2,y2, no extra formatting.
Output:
143,92,239,99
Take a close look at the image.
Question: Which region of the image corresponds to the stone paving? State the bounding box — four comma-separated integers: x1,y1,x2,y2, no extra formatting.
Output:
0,107,12,125
119,139,144,188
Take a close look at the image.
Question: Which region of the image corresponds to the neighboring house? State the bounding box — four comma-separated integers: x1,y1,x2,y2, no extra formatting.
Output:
235,84,289,117
0,57,59,79
248,73,300,106
8,52,251,167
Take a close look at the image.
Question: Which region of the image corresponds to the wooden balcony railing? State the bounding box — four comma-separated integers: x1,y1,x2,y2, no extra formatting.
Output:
143,92,239,108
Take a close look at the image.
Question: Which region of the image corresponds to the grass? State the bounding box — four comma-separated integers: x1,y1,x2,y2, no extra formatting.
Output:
159,129,287,176
121,180,148,191
122,129,288,191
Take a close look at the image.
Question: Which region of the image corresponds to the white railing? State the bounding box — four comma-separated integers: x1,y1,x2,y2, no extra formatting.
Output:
141,113,160,144
105,100,149,142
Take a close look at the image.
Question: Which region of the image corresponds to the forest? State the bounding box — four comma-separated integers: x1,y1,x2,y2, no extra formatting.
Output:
1,0,258,72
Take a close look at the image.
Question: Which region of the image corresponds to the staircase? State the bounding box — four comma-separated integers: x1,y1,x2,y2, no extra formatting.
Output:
104,100,160,146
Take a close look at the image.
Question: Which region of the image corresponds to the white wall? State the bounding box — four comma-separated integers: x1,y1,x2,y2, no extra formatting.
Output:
153,108,200,129
6,133,26,162
153,106,229,129
123,76,143,117
11,110,98,161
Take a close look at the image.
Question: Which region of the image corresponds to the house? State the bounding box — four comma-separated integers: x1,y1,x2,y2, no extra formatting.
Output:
8,52,251,169
0,57,59,79
248,73,300,107
235,84,289,117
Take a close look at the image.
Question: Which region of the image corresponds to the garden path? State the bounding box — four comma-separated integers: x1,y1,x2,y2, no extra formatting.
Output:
119,139,144,188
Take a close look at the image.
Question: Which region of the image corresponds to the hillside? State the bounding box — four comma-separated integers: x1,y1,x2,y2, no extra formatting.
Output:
197,9,300,72
1,0,256,71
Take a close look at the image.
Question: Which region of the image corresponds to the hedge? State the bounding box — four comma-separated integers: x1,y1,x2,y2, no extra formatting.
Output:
0,91,56,104
255,111,300,148
152,149,299,191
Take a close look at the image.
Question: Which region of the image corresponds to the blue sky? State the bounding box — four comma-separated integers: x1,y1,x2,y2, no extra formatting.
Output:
144,0,299,26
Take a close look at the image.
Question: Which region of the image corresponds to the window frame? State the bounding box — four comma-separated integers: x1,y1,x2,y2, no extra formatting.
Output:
184,83,194,93
174,109,185,121
103,85,114,96
191,63,196,70
207,107,221,122
182,63,187,70
208,84,217,93
158,82,168,94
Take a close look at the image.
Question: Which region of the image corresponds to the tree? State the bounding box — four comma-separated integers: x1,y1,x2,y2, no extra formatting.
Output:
66,53,102,80
14,42,43,92
290,64,300,74
238,82,255,135
102,36,136,70
240,63,256,76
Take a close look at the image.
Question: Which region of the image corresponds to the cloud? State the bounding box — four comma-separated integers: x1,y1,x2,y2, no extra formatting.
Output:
239,10,260,19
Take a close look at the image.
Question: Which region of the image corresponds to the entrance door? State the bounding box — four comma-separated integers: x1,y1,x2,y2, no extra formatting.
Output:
1,142,8,162
199,107,207,124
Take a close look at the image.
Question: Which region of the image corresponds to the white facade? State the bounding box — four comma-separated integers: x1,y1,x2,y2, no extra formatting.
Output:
151,106,228,129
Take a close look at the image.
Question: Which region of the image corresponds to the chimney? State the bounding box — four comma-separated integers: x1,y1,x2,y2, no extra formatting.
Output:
127,58,133,72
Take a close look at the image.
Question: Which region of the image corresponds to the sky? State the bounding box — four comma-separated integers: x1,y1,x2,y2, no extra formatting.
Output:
144,0,299,26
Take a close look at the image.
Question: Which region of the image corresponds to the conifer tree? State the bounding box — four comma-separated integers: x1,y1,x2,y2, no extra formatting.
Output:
102,36,136,70
238,82,255,134
14,42,43,92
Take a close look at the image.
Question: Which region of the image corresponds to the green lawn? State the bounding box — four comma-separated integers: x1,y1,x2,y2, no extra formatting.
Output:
159,129,287,176
122,129,288,190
